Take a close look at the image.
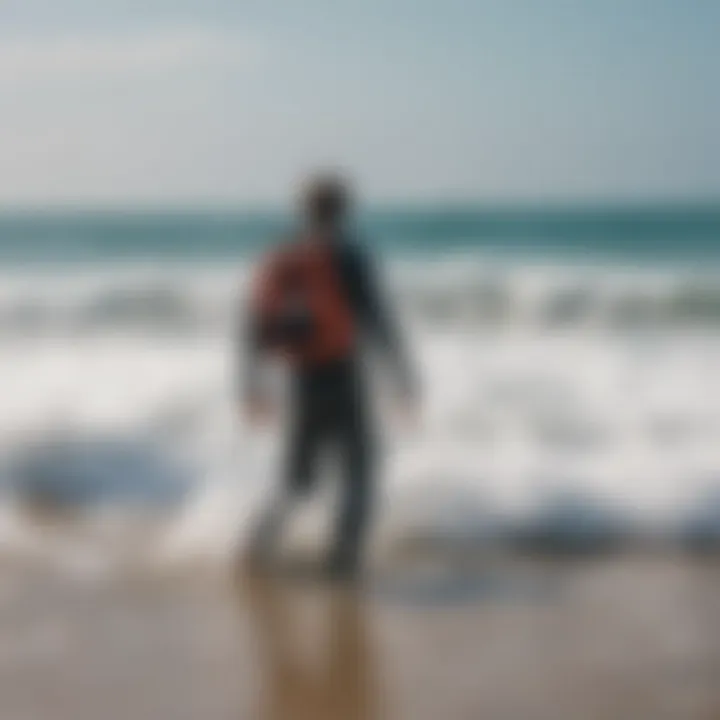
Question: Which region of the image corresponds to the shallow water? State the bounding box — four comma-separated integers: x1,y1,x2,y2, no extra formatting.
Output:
0,556,718,719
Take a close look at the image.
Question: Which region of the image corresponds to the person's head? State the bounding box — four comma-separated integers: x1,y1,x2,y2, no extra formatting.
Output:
300,173,353,233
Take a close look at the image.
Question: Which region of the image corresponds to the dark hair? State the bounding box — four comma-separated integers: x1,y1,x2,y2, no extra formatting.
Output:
302,174,352,225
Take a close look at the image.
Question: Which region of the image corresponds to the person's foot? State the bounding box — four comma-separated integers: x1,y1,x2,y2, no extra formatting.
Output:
234,542,274,581
324,553,362,584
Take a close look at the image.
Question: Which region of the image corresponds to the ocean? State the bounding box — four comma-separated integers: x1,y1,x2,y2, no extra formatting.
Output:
0,205,719,571
1,206,719,263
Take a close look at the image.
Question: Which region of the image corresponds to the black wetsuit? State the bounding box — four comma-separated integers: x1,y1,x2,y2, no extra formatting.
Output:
244,237,414,571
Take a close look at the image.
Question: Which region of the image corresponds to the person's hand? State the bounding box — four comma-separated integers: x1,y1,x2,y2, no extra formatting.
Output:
244,397,276,428
394,394,421,429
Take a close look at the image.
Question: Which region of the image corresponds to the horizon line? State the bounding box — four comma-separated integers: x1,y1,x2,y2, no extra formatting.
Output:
0,195,718,216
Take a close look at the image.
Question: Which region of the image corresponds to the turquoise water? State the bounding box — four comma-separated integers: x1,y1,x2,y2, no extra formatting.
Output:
0,205,718,264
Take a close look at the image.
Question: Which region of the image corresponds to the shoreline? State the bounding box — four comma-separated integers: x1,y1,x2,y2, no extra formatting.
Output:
0,553,718,719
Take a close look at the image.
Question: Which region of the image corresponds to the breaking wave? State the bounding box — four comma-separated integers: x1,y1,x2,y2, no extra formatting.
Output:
0,257,718,570
0,260,718,338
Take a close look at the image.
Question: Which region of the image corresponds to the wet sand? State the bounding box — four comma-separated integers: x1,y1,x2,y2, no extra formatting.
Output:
0,555,719,720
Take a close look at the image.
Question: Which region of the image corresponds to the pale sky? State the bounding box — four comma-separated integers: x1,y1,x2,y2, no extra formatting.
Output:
1,0,718,206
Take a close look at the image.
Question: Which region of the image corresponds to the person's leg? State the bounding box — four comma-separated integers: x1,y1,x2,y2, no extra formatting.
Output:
246,492,292,569
247,401,324,567
328,383,374,577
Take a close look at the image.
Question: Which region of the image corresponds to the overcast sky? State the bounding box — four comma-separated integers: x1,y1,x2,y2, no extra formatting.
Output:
1,0,718,206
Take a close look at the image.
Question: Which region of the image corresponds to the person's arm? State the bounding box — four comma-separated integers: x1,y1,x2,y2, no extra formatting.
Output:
238,275,273,424
344,243,418,399
240,308,261,400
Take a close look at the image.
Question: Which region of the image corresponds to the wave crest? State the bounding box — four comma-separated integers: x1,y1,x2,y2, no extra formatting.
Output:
0,262,718,337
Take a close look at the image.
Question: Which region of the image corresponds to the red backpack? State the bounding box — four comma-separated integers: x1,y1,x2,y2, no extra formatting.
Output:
251,239,356,367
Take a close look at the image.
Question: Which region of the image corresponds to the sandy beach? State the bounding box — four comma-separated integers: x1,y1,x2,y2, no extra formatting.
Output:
0,555,718,720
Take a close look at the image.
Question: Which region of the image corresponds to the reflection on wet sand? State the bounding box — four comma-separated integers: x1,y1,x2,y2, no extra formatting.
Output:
0,558,718,719
243,574,377,720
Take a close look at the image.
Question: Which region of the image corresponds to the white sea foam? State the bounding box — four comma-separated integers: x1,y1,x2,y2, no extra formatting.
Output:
0,258,718,569
0,258,719,337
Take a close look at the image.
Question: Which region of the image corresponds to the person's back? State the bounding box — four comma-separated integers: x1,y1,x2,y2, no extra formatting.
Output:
242,175,417,579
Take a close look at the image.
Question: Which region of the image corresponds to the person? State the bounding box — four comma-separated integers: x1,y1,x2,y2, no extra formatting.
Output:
241,174,417,579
